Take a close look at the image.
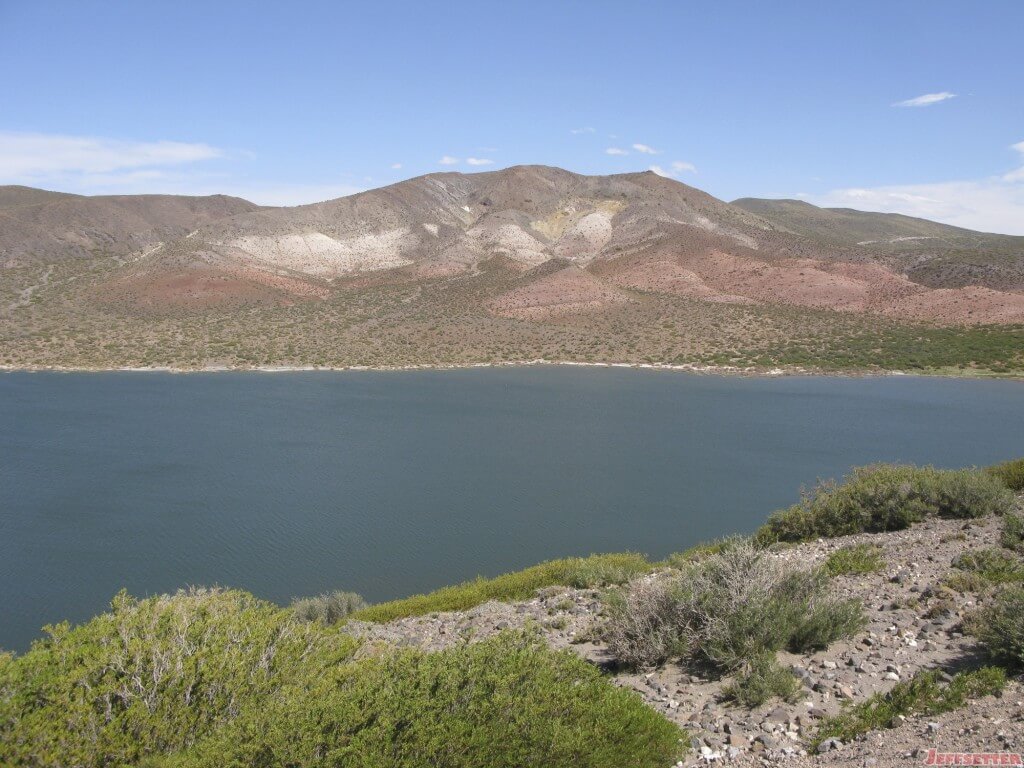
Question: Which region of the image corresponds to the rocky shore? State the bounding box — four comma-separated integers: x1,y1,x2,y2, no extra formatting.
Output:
343,515,1023,767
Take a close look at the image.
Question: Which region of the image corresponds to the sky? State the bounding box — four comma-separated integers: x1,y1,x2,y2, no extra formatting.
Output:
1,1,1023,233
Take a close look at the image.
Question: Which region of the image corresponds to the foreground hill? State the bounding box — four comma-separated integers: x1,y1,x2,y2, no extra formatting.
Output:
3,460,1022,767
2,167,1023,373
346,515,1024,768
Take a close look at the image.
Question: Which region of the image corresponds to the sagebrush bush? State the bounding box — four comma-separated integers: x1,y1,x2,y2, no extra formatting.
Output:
812,667,1007,748
291,590,367,623
722,652,800,708
987,457,1024,492
975,587,1024,669
824,543,885,576
605,541,863,673
351,553,652,623
161,632,684,768
0,588,359,768
754,464,1015,545
601,579,690,668
1001,512,1024,554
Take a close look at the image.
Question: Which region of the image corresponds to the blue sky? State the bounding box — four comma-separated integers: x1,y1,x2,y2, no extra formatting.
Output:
2,1,1022,233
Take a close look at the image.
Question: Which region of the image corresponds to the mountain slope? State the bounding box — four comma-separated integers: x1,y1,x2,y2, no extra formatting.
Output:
170,166,771,278
731,198,1024,290
0,187,264,267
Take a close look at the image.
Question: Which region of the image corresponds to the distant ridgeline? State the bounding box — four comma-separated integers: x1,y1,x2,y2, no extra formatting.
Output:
1,169,1023,374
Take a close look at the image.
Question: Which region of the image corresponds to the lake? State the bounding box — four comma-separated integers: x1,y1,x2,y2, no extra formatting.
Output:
2,367,1022,651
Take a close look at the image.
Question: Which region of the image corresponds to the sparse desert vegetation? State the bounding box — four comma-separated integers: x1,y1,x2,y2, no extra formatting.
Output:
1001,511,1024,553
810,667,1008,750
973,586,1024,669
823,543,886,576
4,253,1023,374
945,546,1024,592
603,540,864,701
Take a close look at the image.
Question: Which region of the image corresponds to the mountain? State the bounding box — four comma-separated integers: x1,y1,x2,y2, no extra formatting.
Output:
95,166,1024,324
731,197,1024,290
106,166,790,311
3,167,1023,372
0,186,263,267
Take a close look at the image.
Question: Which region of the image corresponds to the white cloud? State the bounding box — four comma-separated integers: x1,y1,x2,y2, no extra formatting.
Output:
0,130,368,206
390,162,402,169
892,91,956,108
570,127,595,134
632,143,660,155
439,155,460,165
812,141,1024,235
0,131,223,183
18,169,361,206
605,147,629,156
466,157,494,166
649,161,698,178
1003,141,1024,182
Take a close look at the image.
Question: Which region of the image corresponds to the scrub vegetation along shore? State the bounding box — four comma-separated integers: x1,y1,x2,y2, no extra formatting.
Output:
2,458,1023,767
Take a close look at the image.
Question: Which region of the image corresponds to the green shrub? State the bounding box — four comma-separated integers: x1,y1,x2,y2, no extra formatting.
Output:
987,457,1024,492
291,590,367,624
1001,512,1024,554
163,633,684,768
812,667,1006,748
605,541,863,673
351,553,652,623
755,465,1014,545
974,587,1024,669
722,653,801,708
788,597,869,653
824,543,885,576
0,588,359,768
945,547,1024,592
0,599,683,768
562,553,653,588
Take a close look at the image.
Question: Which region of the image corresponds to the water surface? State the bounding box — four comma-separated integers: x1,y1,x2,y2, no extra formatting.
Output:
2,368,1022,651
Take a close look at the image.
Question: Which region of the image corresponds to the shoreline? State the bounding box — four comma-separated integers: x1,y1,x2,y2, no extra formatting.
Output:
0,358,1020,380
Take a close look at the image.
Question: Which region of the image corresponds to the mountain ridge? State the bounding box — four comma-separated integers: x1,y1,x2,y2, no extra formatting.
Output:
3,166,1023,373
731,196,1024,290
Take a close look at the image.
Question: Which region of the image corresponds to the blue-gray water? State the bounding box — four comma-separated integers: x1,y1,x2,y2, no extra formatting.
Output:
2,368,1023,652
